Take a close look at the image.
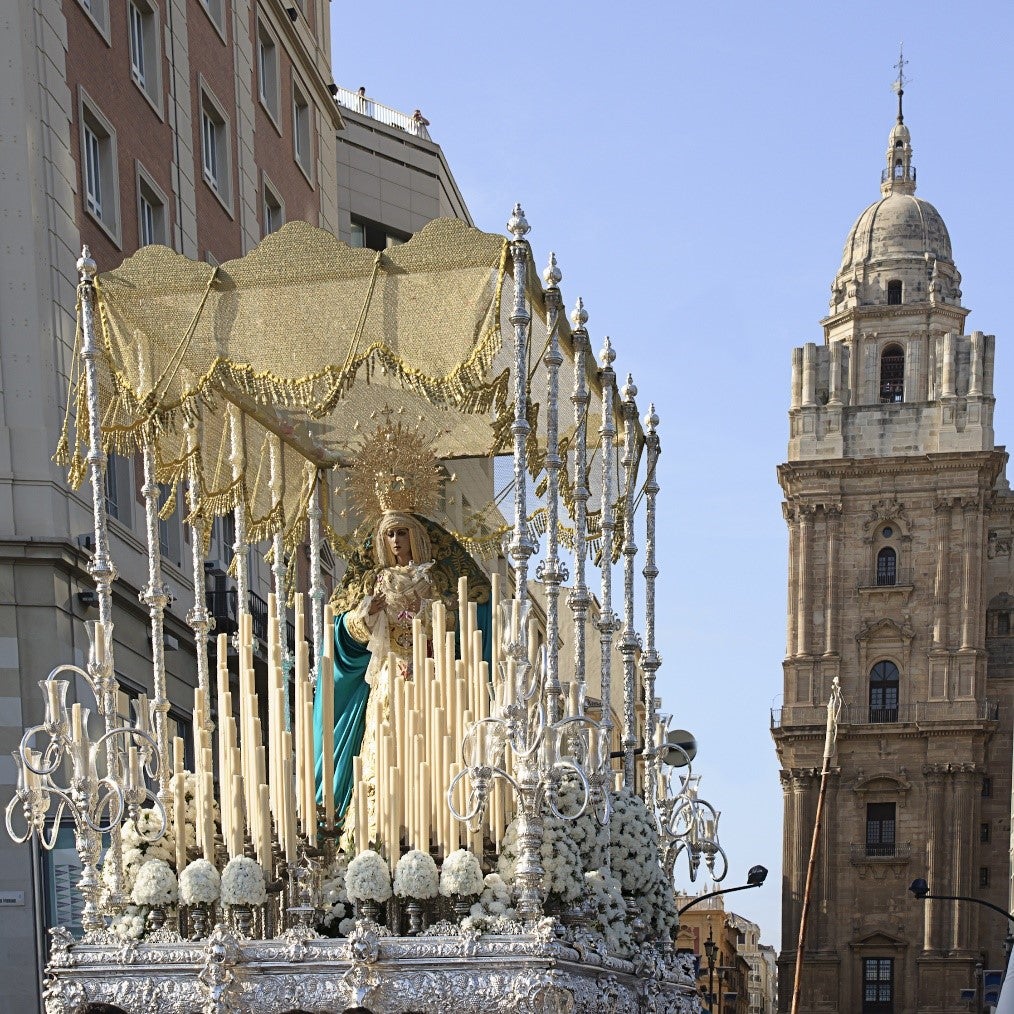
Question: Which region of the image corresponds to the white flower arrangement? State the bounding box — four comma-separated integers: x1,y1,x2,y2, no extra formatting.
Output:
319,856,350,929
345,849,393,903
179,858,221,906
110,905,145,941
438,849,484,898
584,868,634,955
130,858,179,907
393,849,439,900
462,872,519,932
608,789,658,895
220,856,267,906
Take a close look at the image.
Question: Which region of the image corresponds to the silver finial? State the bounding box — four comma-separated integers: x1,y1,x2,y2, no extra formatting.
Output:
570,297,588,329
507,203,530,240
599,336,615,368
621,373,637,402
77,246,97,279
543,252,562,288
644,402,659,432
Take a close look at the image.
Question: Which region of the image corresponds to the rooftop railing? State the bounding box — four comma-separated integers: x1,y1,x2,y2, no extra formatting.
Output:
771,699,1000,729
334,86,431,140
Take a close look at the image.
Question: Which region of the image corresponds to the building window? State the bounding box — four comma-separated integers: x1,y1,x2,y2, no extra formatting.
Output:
78,0,109,35
199,0,224,31
981,822,991,843
128,0,161,108
869,661,899,723
862,957,894,1013
983,776,993,798
257,22,279,123
865,802,896,858
200,88,231,207
980,867,990,888
157,483,182,566
876,546,897,586
350,216,410,252
879,344,904,403
887,279,902,305
262,179,283,237
137,168,168,246
104,454,133,525
80,96,120,244
292,80,312,177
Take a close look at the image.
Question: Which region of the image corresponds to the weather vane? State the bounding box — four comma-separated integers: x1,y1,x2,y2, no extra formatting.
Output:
892,44,908,123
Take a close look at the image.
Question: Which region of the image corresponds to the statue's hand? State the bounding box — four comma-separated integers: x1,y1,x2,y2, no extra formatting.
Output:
368,592,386,616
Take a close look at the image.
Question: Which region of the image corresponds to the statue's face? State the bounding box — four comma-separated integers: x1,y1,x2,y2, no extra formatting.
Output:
384,526,412,565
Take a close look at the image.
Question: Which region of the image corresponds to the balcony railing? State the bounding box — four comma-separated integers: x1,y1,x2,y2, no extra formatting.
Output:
851,841,911,863
333,87,431,140
205,587,297,652
772,699,1000,729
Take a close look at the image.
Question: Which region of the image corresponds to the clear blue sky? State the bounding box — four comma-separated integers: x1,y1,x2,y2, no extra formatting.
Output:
332,1,1014,945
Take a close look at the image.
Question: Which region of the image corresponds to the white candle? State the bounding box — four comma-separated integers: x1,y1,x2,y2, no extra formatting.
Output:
173,772,187,876
201,771,215,861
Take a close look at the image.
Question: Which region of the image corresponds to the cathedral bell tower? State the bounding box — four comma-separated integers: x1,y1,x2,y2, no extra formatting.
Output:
772,79,1014,1012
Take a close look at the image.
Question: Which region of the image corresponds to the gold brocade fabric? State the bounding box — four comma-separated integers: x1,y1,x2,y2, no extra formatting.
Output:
57,218,640,572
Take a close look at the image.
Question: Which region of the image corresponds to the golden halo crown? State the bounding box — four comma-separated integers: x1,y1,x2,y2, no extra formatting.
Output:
344,409,443,526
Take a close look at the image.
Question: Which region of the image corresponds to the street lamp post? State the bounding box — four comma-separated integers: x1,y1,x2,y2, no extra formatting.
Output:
679,864,769,916
704,925,718,1014
908,878,1014,959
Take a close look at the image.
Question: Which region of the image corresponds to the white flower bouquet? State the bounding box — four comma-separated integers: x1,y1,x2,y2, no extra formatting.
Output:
463,872,519,932
130,858,179,907
393,849,439,900
320,856,350,929
438,849,483,898
179,858,221,906
345,849,393,903
584,868,634,955
608,789,658,895
220,856,267,906
110,905,145,941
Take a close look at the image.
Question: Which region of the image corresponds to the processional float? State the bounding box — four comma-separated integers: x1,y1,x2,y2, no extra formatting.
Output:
7,208,728,1013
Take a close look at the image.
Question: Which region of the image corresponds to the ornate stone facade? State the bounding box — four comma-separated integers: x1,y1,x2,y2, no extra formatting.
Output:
773,99,1014,1011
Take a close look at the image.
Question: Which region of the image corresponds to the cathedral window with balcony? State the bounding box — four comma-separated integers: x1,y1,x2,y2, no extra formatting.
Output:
869,661,900,723
879,344,904,402
876,546,897,586
865,803,896,857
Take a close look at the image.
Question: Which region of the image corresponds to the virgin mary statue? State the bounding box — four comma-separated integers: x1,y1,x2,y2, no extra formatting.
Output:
312,416,492,828
312,509,435,821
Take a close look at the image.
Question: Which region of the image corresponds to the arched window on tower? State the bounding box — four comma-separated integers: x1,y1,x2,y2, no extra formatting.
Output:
880,343,904,402
887,279,902,305
876,546,897,586
869,660,900,723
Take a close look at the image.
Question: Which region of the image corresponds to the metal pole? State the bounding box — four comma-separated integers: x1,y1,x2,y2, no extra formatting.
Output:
567,299,591,689
597,338,617,747
539,252,565,723
619,374,638,787
307,467,324,687
641,405,661,813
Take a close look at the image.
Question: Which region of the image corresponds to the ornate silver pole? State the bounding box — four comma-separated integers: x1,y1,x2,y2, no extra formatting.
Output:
619,375,639,789
641,405,661,814
139,438,172,799
567,299,591,688
228,405,249,625
268,436,292,720
507,204,535,606
307,467,324,687
186,419,214,732
77,246,125,907
538,253,566,723
597,338,617,752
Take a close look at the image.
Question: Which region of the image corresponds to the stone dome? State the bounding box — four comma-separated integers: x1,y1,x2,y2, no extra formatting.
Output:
828,113,962,313
838,191,952,271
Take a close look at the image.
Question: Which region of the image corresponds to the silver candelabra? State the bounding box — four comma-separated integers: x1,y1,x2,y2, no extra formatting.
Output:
6,621,166,935
448,599,612,921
